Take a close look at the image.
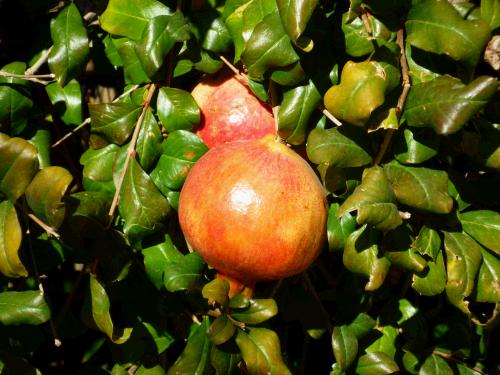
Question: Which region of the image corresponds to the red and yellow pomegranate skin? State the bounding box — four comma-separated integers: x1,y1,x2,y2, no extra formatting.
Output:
178,135,327,284
191,71,275,148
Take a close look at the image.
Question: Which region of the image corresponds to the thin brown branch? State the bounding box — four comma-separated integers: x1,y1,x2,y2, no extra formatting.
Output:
0,70,55,85
360,11,373,37
219,54,249,84
319,105,343,126
432,350,487,375
22,210,60,239
108,83,158,221
26,46,53,75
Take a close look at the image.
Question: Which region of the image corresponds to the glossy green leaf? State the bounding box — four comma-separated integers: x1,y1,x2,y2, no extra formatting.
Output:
66,191,111,225
444,232,482,315
207,315,236,345
324,60,399,127
476,248,500,303
413,226,441,260
241,11,300,81
119,158,170,243
337,166,402,231
231,299,278,325
0,134,39,202
357,352,399,375
383,161,453,214
167,318,211,375
235,327,292,375
89,103,142,145
342,13,394,57
189,11,232,53
0,291,50,325
27,123,52,169
384,249,427,273
403,75,498,135
419,353,453,375
80,144,119,195
115,38,151,84
366,325,399,359
136,365,166,375
406,0,490,66
45,80,83,126
327,203,357,252
136,108,162,172
332,325,358,370
100,0,171,40
136,14,191,78
25,166,72,229
48,3,89,86
481,0,500,30
156,88,200,132
0,62,33,132
202,278,230,307
344,225,391,291
86,275,132,344
347,313,376,339
393,127,439,165
0,200,27,278
306,126,373,168
277,0,318,51
459,210,500,256
163,252,205,292
142,234,183,290
210,345,241,375
412,250,447,296
277,80,321,145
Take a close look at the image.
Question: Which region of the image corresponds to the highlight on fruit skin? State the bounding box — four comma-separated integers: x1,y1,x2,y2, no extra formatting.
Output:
191,69,275,148
178,135,328,287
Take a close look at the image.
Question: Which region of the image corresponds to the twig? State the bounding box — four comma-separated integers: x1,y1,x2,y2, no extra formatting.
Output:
360,11,373,37
0,70,55,85
373,28,411,165
219,54,249,83
108,83,158,221
432,350,487,375
319,105,343,126
21,209,60,239
26,46,53,75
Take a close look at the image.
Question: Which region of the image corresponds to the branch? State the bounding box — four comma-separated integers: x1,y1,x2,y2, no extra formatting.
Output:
108,83,158,221
319,105,343,126
25,46,53,75
0,70,55,85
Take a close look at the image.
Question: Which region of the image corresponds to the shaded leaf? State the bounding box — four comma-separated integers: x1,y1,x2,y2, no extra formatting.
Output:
231,299,278,325
0,291,50,325
80,144,119,195
163,252,205,292
419,353,453,375
142,234,182,289
413,226,441,260
190,11,232,54
332,325,358,370
115,38,151,84
167,318,211,375
48,3,89,86
366,325,399,359
45,80,83,126
25,166,73,229
136,108,162,172
342,13,394,57
202,278,230,307
277,0,318,51
156,88,200,132
210,345,241,375
235,327,292,375
476,248,500,303
459,210,500,256
207,315,236,345
306,126,373,168
0,200,27,278
481,0,500,30
393,127,439,165
384,249,427,273
0,134,39,202
383,161,453,214
406,0,490,66
356,352,399,375
89,102,142,145
27,123,52,169
444,232,482,315
347,312,376,339
327,203,357,252
412,250,447,296
403,75,498,135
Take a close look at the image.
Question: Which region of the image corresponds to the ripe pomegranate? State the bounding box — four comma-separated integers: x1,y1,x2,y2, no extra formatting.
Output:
191,70,275,148
178,135,327,289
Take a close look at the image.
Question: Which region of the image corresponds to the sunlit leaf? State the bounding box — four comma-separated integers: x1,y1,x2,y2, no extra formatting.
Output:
202,278,230,307
476,248,500,303
115,38,151,84
163,252,205,292
366,325,399,359
327,203,357,252
412,250,447,296
332,325,358,370
190,11,232,53
0,134,39,202
459,210,500,256
135,108,162,172
419,353,453,375
277,0,318,51
142,234,181,289
48,3,89,86
89,103,142,145
157,88,200,132
45,80,83,126
207,315,236,345
356,352,399,375
481,0,500,30
383,161,453,214
80,144,119,195
0,291,50,325
347,312,376,339
235,327,292,375
393,127,439,165
413,226,441,260
0,200,27,278
231,299,278,325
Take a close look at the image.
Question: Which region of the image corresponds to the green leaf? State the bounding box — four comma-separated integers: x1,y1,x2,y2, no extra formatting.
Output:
207,315,237,345
235,327,292,375
115,38,151,84
202,278,230,307
327,203,357,252
118,158,170,244
0,134,39,202
344,225,391,291
163,252,205,292
80,144,119,195
481,0,500,30
393,127,439,165
403,76,498,135
27,123,52,169
384,249,427,273
45,80,83,126
0,62,33,133
189,11,233,53
142,234,181,289
366,325,399,359
136,108,162,172
406,0,490,66
89,103,142,145
356,352,399,375
25,166,73,229
306,126,373,168
347,312,376,339
337,166,402,231
231,299,278,325
136,14,191,78
277,80,322,145
444,232,482,315
332,325,358,370
459,210,500,256
412,250,447,296
419,354,453,375
324,60,399,127
0,291,50,325
48,3,89,86
210,345,241,375
0,200,27,278
100,0,171,40
383,161,453,214
413,226,441,260
156,88,200,132
167,318,211,375
476,248,500,303
276,0,318,51
86,275,132,344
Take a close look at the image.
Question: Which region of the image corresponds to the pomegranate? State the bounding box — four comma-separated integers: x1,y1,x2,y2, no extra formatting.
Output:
178,135,327,288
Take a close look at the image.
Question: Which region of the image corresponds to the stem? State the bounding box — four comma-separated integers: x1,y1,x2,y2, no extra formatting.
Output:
26,46,53,75
108,83,158,222
0,70,55,85
319,105,343,126
432,350,487,375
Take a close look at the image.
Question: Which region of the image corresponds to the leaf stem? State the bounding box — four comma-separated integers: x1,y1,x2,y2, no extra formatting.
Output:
0,70,55,85
108,83,158,222
25,46,53,75
319,105,343,126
